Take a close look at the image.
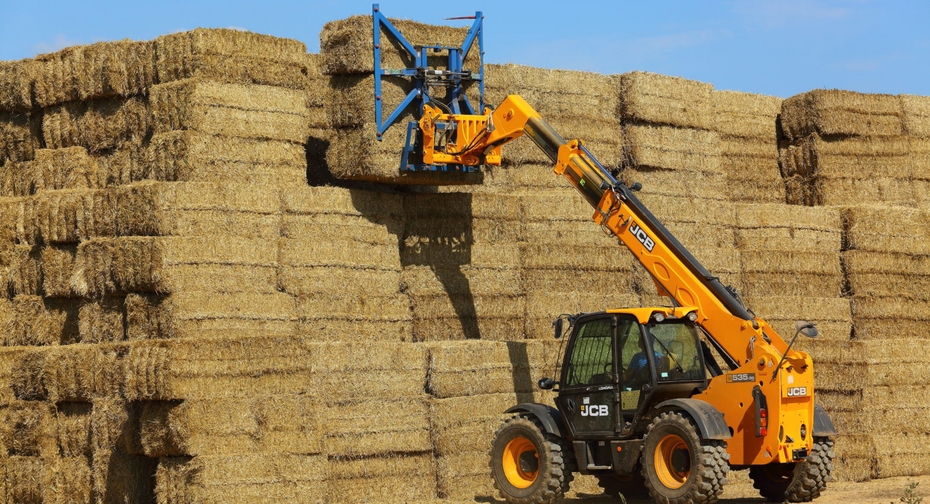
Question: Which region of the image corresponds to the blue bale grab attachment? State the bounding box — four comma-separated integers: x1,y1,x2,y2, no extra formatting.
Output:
371,3,485,173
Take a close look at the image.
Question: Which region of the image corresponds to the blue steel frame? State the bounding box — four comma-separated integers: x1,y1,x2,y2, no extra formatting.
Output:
372,4,485,172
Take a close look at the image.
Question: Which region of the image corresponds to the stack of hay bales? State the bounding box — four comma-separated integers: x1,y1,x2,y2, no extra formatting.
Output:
712,90,785,203
402,192,524,341
616,72,742,304
319,15,482,185
779,90,912,206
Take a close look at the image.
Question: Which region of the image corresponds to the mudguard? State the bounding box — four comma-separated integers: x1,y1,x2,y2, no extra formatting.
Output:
504,403,566,438
813,404,838,437
655,398,731,440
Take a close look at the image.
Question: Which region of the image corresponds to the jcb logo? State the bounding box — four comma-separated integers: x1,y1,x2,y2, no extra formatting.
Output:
630,224,655,252
580,404,609,417
787,387,808,397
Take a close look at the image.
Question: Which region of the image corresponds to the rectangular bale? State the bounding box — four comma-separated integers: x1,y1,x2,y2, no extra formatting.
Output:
0,59,40,112
430,393,514,455
619,71,714,130
155,28,308,89
0,401,56,457
813,175,917,207
36,189,117,245
322,397,431,457
150,79,309,143
901,94,930,138
295,293,412,342
622,123,721,172
437,450,495,500
780,134,911,179
0,112,42,165
1,295,79,346
712,90,781,139
42,97,151,153
780,89,904,140
620,167,728,201
843,205,930,254
426,341,534,399
326,453,436,503
318,341,427,402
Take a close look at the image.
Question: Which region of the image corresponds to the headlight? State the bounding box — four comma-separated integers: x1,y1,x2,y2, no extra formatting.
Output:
687,311,698,322
653,312,665,322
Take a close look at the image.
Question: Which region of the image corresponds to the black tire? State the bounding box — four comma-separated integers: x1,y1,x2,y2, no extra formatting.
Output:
749,437,835,502
597,471,650,500
490,415,572,504
641,411,729,504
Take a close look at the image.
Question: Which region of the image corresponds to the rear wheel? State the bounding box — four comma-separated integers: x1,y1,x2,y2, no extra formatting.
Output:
750,437,835,502
642,411,729,504
490,415,572,504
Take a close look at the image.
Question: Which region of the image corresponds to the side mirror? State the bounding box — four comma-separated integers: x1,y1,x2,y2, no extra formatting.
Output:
538,378,555,390
553,318,564,339
795,320,818,338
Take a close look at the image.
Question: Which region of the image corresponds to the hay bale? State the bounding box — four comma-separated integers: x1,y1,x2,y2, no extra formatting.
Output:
124,336,319,401
155,29,308,89
318,342,427,402
71,236,280,297
780,89,904,140
747,296,852,342
622,123,721,172
0,197,39,245
476,162,569,191
36,190,117,245
55,402,92,458
326,453,436,503
43,344,125,402
437,450,495,500
324,124,484,185
0,347,25,403
619,167,728,201
426,341,535,398
281,185,404,218
0,112,42,165
141,396,322,457
844,205,930,254
430,393,513,455
150,79,308,144
322,397,430,456
0,401,55,457
619,71,713,130
779,134,911,179
901,94,930,138
29,148,103,193
320,15,471,75
123,291,296,341
295,293,413,342
740,250,843,298
734,203,842,251
844,250,930,299
145,130,307,187
2,456,44,503
526,292,642,339
712,90,781,139
42,97,151,153
5,244,43,297
10,348,48,401
3,296,79,346
77,297,125,343
115,181,281,239
0,59,41,112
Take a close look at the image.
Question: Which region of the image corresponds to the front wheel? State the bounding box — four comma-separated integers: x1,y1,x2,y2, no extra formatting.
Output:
750,437,835,502
641,411,730,504
489,415,572,504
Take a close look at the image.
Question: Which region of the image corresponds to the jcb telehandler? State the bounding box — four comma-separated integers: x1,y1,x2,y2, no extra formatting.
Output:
369,6,837,503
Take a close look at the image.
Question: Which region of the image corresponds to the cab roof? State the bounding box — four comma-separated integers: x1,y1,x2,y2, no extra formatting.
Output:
605,306,699,324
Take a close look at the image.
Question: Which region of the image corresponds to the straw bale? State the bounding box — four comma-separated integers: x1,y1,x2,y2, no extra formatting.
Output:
844,257,930,300
295,292,411,341
403,265,522,296
0,159,37,197
326,453,435,503
426,341,535,398
0,59,40,112
124,336,319,400
830,406,930,434
321,15,471,74
281,236,401,271
437,450,495,500
522,268,636,295
115,181,281,239
430,393,514,455
712,90,781,139
477,163,571,191
36,189,118,245
319,342,427,402
519,191,596,223
5,244,43,297
42,456,93,503
11,348,48,401
55,401,92,458
522,219,625,248
281,185,404,218
145,130,307,186
843,205,930,254
76,297,125,343
2,456,43,503
619,72,714,130
747,296,852,342
812,176,918,207
71,236,279,297
281,213,402,245
141,396,322,457
42,344,125,402
622,123,721,173
0,112,42,165
619,167,728,201
279,264,400,298
780,134,911,179
526,292,642,340
322,397,430,456
901,94,930,138
3,296,80,346
326,74,414,128
0,347,24,403
726,177,787,204
520,243,637,273
911,138,930,182
0,401,55,456
42,97,151,153
123,291,296,341
405,191,522,221
0,196,40,246
735,203,842,235
325,123,484,185
740,250,842,275
719,136,780,172
780,89,904,140
150,79,308,144
740,273,843,300
156,29,308,89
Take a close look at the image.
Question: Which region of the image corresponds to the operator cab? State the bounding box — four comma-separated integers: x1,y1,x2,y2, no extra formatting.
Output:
548,307,707,468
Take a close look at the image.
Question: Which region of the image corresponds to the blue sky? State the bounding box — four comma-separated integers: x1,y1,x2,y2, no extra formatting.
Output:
1,0,927,98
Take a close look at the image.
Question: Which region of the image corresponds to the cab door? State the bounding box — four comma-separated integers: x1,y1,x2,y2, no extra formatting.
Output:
557,314,620,438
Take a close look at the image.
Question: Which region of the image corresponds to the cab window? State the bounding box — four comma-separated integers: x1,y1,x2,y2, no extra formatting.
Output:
563,318,613,387
646,320,704,381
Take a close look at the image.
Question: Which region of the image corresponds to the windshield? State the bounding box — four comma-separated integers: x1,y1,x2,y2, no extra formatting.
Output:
645,320,704,382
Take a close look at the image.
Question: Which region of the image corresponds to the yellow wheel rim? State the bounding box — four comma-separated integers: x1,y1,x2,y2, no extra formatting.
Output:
655,433,691,490
502,436,539,489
